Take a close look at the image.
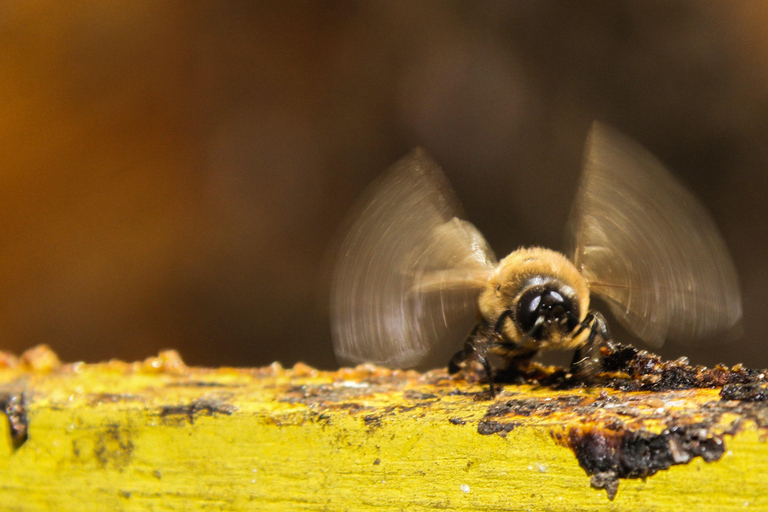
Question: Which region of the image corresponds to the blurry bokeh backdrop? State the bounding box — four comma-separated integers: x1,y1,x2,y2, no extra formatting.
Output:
1,1,766,369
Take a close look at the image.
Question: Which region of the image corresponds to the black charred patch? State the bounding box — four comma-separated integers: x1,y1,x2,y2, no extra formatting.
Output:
280,383,376,407
487,400,540,417
0,392,27,449
477,419,519,436
488,342,760,392
564,423,726,500
363,414,382,429
470,343,768,500
596,343,757,392
477,397,586,437
484,396,586,419
448,389,474,396
545,389,768,499
159,398,235,424
600,344,639,373
334,402,368,414
448,417,466,425
721,381,768,401
93,424,135,470
165,381,241,388
277,377,448,430
403,390,438,400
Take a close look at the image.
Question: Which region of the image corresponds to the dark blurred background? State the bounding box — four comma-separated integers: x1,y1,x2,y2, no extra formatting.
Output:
0,1,766,369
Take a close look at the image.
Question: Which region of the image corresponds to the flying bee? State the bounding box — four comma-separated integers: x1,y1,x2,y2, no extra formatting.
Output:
330,123,742,392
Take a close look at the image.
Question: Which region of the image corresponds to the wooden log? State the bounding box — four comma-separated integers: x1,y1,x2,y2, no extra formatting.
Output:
0,344,765,511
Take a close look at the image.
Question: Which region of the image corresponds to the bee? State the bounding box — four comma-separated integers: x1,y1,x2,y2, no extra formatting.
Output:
330,123,742,392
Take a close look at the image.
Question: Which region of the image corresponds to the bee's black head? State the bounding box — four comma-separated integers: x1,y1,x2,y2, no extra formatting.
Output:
515,282,580,340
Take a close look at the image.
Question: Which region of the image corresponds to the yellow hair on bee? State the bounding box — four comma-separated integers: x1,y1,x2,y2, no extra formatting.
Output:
479,247,590,352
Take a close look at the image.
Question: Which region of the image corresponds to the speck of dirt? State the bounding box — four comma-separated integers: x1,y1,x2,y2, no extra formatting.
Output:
159,398,235,424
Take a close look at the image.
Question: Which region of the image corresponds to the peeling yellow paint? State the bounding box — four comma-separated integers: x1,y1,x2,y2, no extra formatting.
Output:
0,347,764,510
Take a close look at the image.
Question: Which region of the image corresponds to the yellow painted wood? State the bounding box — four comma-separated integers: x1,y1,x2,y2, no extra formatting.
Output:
0,346,764,511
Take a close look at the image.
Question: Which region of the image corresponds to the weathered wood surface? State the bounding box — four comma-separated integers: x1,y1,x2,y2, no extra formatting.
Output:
0,345,765,511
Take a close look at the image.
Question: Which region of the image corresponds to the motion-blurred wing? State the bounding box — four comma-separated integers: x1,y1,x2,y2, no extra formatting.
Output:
570,123,742,347
331,149,496,368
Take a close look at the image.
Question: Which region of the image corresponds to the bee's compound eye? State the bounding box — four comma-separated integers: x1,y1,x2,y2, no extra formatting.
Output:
515,285,577,339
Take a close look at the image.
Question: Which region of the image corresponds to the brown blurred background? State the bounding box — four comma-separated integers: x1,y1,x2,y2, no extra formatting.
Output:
0,1,766,369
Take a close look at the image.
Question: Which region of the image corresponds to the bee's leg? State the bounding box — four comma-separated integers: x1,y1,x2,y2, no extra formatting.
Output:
449,324,496,395
493,309,514,335
570,311,611,377
449,325,478,374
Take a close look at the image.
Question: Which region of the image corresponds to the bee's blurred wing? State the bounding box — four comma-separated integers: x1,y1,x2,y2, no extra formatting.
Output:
570,123,742,347
331,149,496,368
